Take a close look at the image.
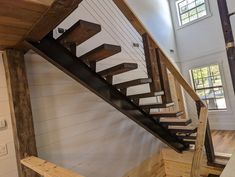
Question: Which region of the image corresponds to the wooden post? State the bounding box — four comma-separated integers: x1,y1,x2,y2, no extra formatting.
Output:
142,33,162,93
156,49,172,104
217,0,235,93
3,49,39,177
191,106,208,177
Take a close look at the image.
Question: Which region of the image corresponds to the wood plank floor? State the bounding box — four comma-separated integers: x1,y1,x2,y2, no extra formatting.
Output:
212,130,235,154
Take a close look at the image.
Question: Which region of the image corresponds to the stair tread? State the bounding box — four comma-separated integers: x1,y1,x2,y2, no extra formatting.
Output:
159,118,192,126
160,118,191,123
78,44,121,63
114,78,152,89
177,133,197,140
150,111,184,117
169,124,197,130
58,20,101,45
128,91,164,99
98,63,138,77
140,102,175,109
169,124,198,134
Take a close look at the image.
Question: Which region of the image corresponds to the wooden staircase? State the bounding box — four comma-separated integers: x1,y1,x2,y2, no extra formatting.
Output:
22,0,226,176
24,17,213,150
25,19,196,152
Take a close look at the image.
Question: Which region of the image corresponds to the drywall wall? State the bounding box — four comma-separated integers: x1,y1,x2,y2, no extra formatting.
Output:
24,0,170,177
169,0,235,130
0,53,18,177
126,0,179,62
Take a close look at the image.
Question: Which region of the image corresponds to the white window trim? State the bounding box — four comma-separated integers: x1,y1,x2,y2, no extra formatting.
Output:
175,0,212,29
189,63,229,113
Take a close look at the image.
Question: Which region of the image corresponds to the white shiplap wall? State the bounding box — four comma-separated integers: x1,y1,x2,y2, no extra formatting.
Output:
25,1,165,177
25,52,163,177
0,54,18,177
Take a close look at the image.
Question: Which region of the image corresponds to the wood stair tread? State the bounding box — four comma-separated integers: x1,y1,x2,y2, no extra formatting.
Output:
150,111,184,117
128,91,164,99
78,44,121,63
169,124,198,133
114,78,152,89
98,63,138,77
177,133,197,140
159,118,192,126
58,20,101,45
140,102,175,109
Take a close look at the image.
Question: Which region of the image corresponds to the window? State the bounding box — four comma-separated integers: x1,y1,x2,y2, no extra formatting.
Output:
190,64,227,110
176,0,208,26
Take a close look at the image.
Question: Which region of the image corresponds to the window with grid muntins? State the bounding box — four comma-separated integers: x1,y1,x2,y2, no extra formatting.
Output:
191,64,227,110
176,0,207,26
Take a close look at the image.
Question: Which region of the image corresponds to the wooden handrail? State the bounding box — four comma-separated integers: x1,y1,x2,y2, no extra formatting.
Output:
112,0,204,105
21,156,84,177
191,106,208,177
112,0,215,171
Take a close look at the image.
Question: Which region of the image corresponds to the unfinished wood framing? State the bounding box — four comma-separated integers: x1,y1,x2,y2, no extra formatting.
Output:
123,148,223,177
191,107,208,177
21,156,84,177
3,49,39,177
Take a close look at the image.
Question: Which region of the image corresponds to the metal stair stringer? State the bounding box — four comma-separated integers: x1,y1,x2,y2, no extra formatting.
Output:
25,36,188,152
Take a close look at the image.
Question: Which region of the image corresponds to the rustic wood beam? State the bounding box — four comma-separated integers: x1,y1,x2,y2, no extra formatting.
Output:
217,0,235,93
3,49,39,177
25,0,83,42
156,49,172,104
142,33,162,93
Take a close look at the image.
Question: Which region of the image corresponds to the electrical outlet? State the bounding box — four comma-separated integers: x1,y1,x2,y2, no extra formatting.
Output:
0,119,6,129
0,144,7,157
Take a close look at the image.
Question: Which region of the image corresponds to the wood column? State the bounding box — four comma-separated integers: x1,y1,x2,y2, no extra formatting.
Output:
3,49,39,177
217,0,235,93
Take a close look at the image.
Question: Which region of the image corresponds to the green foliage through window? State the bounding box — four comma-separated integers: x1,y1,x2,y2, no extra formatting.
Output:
191,64,227,110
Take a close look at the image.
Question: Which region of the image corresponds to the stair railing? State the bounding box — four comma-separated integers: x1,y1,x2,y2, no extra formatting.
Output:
21,156,84,177
112,0,215,170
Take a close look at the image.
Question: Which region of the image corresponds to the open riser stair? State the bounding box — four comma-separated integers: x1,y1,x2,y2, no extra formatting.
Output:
22,0,227,176
25,16,208,153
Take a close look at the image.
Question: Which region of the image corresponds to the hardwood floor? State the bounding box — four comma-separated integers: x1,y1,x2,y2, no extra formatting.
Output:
212,130,235,154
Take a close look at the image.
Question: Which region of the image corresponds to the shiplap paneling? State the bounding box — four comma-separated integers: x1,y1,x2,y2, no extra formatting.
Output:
0,54,19,177
25,50,163,177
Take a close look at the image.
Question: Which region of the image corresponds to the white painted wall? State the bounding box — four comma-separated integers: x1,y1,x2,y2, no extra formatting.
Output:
126,0,179,62
0,53,18,177
169,0,235,130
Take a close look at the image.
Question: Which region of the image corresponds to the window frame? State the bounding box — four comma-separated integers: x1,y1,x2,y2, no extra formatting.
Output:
190,64,227,111
175,0,211,28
